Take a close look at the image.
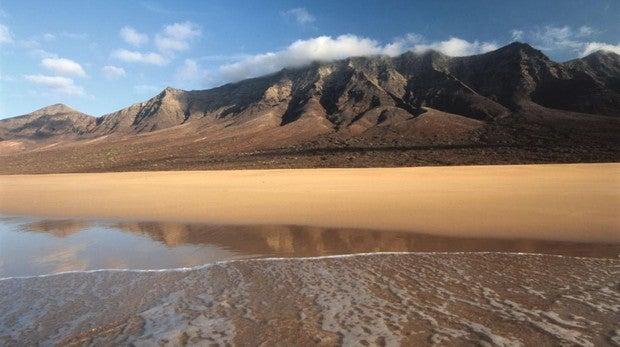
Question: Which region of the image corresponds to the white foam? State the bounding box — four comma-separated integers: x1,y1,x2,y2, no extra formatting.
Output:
0,251,605,281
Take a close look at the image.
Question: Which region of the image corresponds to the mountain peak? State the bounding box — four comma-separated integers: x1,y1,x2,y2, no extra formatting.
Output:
163,86,183,93
157,86,185,100
504,41,534,49
31,103,81,115
497,42,545,56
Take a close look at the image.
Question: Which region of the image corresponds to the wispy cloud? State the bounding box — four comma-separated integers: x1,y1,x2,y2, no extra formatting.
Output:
112,49,167,65
0,24,13,44
102,65,126,79
24,75,84,95
511,29,524,41
533,25,588,51
41,57,86,77
512,25,617,57
284,8,316,24
120,26,149,46
155,22,200,52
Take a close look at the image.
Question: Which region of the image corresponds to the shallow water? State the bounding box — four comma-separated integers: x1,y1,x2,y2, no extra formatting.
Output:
1,214,618,278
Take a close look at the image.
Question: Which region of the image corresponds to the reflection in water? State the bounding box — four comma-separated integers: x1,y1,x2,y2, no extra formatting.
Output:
1,215,618,278
111,221,620,259
23,219,93,237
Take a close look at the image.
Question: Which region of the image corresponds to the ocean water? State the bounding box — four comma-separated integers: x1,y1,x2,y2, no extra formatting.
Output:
1,214,618,278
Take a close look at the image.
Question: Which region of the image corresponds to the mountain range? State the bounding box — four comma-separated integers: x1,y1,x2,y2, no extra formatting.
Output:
1,42,619,173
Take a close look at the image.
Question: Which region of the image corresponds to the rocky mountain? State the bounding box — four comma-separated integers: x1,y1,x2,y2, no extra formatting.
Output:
86,43,618,136
0,104,95,140
0,42,619,173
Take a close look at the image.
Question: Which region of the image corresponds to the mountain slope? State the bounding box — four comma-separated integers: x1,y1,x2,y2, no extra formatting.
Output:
86,42,619,139
0,104,96,153
0,42,619,173
0,104,96,140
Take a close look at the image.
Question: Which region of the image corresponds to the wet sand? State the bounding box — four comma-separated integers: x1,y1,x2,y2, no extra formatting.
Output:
1,253,618,346
1,163,619,242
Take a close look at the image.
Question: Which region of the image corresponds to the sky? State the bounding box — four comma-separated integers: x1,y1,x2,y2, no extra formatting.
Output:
0,0,618,119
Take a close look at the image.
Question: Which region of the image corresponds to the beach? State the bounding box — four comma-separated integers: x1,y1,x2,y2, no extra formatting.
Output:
1,163,619,242
1,163,619,345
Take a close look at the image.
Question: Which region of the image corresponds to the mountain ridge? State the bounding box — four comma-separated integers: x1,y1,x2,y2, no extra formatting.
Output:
1,42,619,173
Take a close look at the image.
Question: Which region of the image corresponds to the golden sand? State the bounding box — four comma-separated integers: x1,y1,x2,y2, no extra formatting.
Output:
1,163,618,242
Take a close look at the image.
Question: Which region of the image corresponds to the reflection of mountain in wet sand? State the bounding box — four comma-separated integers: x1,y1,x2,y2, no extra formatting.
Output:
112,221,620,258
21,219,92,238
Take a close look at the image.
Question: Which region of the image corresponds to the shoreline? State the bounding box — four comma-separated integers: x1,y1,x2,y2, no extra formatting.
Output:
0,250,616,282
1,163,618,242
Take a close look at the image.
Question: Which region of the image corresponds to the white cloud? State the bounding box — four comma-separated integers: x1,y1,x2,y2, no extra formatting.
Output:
219,34,398,82
511,29,524,41
284,8,315,24
581,42,620,56
101,65,126,79
155,21,200,52
112,49,167,65
382,33,424,56
120,26,148,46
24,74,84,95
0,24,13,44
411,37,498,56
41,57,86,77
218,34,498,83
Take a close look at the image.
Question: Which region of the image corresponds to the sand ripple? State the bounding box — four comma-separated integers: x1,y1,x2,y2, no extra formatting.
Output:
1,253,618,346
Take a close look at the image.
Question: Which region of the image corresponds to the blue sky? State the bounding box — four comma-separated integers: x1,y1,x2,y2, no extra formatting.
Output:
0,0,618,119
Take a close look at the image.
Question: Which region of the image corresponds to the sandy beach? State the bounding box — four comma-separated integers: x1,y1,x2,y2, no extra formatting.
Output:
1,164,619,345
1,163,619,242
